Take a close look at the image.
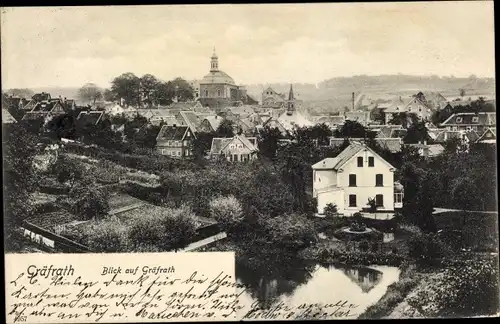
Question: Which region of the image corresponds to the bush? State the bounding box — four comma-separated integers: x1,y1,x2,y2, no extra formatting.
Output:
209,195,244,232
71,184,110,220
83,218,128,252
408,258,499,317
128,205,197,251
263,213,317,250
324,203,338,218
407,231,452,263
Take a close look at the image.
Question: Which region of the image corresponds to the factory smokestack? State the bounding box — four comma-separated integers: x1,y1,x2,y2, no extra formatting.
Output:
352,92,355,111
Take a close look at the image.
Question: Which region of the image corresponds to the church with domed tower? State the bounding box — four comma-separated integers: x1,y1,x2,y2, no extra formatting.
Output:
199,48,257,111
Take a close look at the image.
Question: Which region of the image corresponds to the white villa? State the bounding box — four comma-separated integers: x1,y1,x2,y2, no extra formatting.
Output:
312,142,403,216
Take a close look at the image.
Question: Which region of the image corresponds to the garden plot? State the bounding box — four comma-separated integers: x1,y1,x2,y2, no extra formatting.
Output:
107,192,145,212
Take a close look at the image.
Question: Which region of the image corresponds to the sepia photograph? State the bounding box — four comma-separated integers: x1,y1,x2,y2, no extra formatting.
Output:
2,1,499,322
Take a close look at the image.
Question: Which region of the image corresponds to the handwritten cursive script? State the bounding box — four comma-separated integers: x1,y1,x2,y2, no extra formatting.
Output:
5,252,244,323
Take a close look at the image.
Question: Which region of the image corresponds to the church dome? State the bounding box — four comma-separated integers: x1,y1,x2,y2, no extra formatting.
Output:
200,70,236,85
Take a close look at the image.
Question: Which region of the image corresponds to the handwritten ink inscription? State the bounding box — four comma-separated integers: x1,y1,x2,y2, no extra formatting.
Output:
5,254,359,323
5,252,246,323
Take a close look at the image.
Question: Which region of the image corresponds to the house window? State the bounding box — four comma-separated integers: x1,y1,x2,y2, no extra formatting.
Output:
186,132,190,137
233,154,238,162
218,90,221,97
349,195,357,207
472,116,479,123
314,172,316,182
177,151,181,156
376,174,383,187
375,194,384,207
456,117,463,123
205,90,208,97
357,156,363,167
394,193,403,204
349,174,357,187
368,157,374,167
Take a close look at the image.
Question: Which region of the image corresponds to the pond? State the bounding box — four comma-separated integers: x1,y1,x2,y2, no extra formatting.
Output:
235,258,400,320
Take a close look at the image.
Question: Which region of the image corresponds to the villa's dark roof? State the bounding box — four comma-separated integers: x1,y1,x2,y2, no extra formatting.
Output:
77,111,104,125
156,125,189,141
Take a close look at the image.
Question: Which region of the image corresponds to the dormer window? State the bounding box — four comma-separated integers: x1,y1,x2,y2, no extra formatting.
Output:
456,117,463,123
472,116,479,123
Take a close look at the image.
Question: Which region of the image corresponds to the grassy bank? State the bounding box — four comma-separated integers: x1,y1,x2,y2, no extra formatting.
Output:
359,263,423,319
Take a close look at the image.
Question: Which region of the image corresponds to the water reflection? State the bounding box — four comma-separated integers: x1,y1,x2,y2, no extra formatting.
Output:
236,257,400,319
332,265,383,293
236,257,316,308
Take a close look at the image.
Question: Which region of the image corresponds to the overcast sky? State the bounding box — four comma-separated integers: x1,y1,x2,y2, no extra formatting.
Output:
1,2,495,89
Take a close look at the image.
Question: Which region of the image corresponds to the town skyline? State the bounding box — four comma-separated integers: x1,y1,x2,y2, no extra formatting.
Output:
1,2,495,89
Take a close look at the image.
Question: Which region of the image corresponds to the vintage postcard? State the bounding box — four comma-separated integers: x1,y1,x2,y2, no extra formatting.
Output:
2,2,499,322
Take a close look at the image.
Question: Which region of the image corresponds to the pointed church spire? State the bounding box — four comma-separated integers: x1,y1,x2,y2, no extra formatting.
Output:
286,84,295,115
288,84,295,101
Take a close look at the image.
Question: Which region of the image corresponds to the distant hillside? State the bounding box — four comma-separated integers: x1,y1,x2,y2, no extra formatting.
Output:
244,75,495,114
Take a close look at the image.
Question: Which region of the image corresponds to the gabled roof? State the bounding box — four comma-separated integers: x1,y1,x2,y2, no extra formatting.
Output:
202,115,223,131
376,125,403,138
2,108,17,123
168,102,198,111
329,137,402,153
313,142,396,171
31,100,64,113
476,128,496,143
178,111,201,132
230,105,256,116
406,143,445,157
211,134,258,155
315,115,346,125
156,125,190,141
32,92,51,102
441,112,496,126
277,110,313,130
383,96,413,113
77,111,104,125
210,138,232,154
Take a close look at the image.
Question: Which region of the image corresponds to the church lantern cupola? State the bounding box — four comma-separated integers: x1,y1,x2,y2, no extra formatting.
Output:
210,47,219,72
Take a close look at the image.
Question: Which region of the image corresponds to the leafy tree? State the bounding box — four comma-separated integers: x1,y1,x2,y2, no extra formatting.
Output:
209,195,244,233
334,120,373,138
3,123,41,251
5,88,35,99
46,114,76,140
403,120,431,144
191,131,215,164
103,88,115,102
111,72,141,107
170,77,194,102
78,83,103,106
257,126,282,160
388,112,418,128
70,183,110,220
459,88,466,100
52,156,83,189
216,119,235,137
140,74,161,107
